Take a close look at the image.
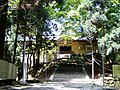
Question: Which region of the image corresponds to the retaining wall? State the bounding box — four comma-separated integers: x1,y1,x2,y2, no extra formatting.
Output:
0,59,17,80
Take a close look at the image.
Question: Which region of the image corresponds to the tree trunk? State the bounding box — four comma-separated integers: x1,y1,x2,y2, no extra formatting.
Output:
33,50,35,65
13,17,19,64
0,0,8,59
36,49,40,64
36,34,40,65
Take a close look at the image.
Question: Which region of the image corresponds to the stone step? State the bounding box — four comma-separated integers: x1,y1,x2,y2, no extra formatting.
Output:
53,64,87,82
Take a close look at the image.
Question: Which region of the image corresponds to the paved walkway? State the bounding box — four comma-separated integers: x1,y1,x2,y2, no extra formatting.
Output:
1,80,116,90
0,64,116,90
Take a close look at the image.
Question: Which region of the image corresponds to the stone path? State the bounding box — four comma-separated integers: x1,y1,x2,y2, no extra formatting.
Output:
0,64,116,90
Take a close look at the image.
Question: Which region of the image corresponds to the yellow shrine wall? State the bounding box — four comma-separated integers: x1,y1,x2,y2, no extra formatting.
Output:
57,40,98,54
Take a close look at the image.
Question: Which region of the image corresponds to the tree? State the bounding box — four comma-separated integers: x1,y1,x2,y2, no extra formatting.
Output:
0,0,8,59
47,0,120,63
5,0,60,81
44,1,120,80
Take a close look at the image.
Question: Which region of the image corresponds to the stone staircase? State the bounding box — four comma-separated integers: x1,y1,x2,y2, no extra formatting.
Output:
52,64,87,82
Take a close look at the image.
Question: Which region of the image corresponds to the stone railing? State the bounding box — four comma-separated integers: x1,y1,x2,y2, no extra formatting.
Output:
0,59,17,80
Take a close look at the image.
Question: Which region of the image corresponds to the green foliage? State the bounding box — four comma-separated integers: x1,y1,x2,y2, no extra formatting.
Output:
5,0,120,64
47,0,120,63
99,27,120,55
5,0,58,64
59,34,73,41
8,0,20,7
116,52,120,62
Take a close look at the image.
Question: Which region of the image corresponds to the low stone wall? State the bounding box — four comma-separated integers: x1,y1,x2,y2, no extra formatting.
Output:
0,59,17,80
113,65,120,78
